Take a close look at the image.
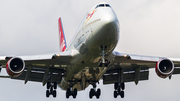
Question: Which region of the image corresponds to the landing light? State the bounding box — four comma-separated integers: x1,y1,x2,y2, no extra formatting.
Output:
124,54,127,57
56,54,60,57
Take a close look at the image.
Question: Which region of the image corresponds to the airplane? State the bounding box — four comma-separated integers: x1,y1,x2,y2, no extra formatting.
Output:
0,2,180,99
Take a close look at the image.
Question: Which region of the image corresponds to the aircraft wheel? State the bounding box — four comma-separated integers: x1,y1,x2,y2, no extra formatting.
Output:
66,88,70,98
53,90,57,98
74,88,77,96
54,82,57,89
96,88,101,99
47,82,50,89
121,83,125,90
73,88,77,98
120,91,124,98
98,59,103,67
89,89,94,99
114,91,118,98
46,90,50,98
73,93,76,98
114,83,118,90
104,60,109,67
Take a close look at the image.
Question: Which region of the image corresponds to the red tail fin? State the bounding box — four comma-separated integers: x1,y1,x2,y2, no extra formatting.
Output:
58,18,67,52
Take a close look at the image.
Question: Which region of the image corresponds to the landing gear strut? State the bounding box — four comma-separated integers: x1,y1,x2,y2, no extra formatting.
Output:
46,82,57,98
114,82,125,98
98,46,109,67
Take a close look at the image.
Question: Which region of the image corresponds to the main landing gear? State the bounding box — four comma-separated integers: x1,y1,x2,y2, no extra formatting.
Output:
66,80,78,99
66,88,77,98
114,82,125,98
98,46,109,67
46,82,57,98
89,81,101,99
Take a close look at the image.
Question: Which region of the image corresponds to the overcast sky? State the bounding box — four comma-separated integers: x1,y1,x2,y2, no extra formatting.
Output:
0,0,180,101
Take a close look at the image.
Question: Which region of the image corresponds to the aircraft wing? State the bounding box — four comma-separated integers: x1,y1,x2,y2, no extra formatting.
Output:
103,51,180,85
0,50,79,85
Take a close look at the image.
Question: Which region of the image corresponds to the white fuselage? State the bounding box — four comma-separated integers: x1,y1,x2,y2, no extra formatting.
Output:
59,3,119,90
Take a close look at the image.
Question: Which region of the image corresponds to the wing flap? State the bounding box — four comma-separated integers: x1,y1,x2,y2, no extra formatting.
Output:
103,64,149,85
106,51,180,85
173,67,180,75
0,50,79,84
12,67,64,84
103,70,149,84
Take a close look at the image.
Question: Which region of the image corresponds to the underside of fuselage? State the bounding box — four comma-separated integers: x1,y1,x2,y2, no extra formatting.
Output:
59,3,119,91
59,63,108,91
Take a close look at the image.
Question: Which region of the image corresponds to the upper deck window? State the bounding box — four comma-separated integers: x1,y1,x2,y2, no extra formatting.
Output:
95,4,111,8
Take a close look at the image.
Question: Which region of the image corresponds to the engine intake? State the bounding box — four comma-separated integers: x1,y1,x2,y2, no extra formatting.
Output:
155,59,174,78
6,57,25,77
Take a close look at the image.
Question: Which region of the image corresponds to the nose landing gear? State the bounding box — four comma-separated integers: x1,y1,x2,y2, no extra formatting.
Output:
98,46,110,67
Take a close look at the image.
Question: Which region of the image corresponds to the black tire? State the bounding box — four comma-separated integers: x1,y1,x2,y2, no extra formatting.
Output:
66,88,70,98
91,89,95,95
120,91,124,98
54,82,57,89
104,60,108,67
114,91,117,98
53,90,56,98
73,93,76,98
47,82,50,89
96,89,101,99
89,89,94,99
46,90,50,98
114,83,118,90
74,88,77,96
121,83,125,90
98,59,102,67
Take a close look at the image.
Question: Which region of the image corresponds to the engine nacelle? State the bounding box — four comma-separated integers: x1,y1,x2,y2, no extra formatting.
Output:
155,59,174,78
6,57,25,77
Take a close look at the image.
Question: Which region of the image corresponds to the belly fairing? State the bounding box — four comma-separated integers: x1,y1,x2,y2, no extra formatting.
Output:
59,63,108,91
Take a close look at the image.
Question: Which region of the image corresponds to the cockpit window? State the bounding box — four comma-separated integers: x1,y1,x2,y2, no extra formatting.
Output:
105,4,110,7
95,4,111,8
98,4,105,7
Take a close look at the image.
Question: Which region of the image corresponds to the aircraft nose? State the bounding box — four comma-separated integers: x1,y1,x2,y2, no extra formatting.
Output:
101,13,117,26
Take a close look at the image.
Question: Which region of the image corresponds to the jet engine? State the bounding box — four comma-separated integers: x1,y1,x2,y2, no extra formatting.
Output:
6,57,25,77
155,59,174,78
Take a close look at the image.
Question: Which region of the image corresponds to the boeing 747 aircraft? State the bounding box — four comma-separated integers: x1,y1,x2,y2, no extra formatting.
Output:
0,2,180,99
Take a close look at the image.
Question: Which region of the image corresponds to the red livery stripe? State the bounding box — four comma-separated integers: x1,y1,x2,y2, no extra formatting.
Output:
58,18,67,52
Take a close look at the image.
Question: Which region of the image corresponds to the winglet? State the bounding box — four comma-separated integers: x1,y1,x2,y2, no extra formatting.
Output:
58,18,67,52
